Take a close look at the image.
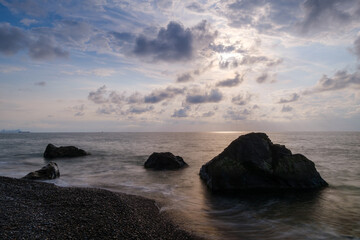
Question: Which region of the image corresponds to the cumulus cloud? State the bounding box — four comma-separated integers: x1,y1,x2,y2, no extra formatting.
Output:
144,87,186,103
186,2,205,13
177,73,193,83
232,92,253,105
281,105,293,112
216,73,243,87
224,108,251,120
186,88,223,104
256,72,269,83
304,70,360,94
172,106,190,118
202,111,215,117
88,85,108,104
133,20,217,62
278,93,300,103
128,105,154,114
0,23,68,60
20,18,38,26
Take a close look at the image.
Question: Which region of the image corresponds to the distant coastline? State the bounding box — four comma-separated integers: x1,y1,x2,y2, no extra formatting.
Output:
0,129,30,134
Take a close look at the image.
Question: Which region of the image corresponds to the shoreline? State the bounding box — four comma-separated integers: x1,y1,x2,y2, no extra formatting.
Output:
0,176,202,239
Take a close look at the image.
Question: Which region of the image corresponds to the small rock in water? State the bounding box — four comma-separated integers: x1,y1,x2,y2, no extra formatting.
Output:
144,152,188,170
43,143,89,159
200,132,328,192
22,162,60,180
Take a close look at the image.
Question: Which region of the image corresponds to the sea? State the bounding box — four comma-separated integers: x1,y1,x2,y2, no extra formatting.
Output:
0,132,359,240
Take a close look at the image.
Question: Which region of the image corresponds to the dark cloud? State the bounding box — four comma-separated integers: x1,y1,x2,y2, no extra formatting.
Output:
177,73,193,83
281,105,293,112
202,111,215,117
144,87,186,103
354,35,360,59
304,70,360,94
133,21,193,61
34,81,46,86
278,93,300,103
224,108,251,120
296,0,360,35
88,85,108,104
28,36,69,60
172,106,190,118
128,106,154,114
232,92,253,105
210,43,236,53
216,73,243,87
256,73,269,83
0,23,28,55
0,23,68,60
186,89,223,104
186,2,205,13
219,55,272,69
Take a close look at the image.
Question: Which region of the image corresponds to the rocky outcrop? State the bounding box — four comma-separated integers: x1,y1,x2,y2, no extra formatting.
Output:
200,132,328,192
144,152,188,170
44,144,89,159
22,162,60,180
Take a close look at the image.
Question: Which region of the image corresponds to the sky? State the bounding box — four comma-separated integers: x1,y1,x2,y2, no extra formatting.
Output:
0,0,359,132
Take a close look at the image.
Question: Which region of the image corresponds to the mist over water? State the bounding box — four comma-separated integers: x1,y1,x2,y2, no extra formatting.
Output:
0,132,359,239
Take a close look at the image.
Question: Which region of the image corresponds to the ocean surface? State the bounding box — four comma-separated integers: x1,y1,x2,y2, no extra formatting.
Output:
0,132,359,240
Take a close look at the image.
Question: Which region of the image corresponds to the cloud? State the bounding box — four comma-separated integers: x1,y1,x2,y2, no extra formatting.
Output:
0,23,28,55
281,105,293,112
224,108,251,120
172,106,190,118
128,105,154,114
232,92,253,105
202,111,215,117
210,43,236,53
186,2,205,13
0,65,25,73
186,88,223,104
133,20,216,62
304,70,360,94
34,81,46,86
354,35,360,59
216,73,243,87
256,72,269,83
20,18,38,26
177,73,193,83
296,0,360,35
144,86,186,103
88,85,108,104
278,93,300,103
133,21,193,61
0,23,68,60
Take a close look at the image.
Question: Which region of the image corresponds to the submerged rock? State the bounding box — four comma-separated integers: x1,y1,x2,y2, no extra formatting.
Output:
144,152,188,170
44,144,89,159
22,162,60,180
200,132,328,192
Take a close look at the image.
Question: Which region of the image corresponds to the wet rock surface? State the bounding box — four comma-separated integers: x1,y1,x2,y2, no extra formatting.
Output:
43,144,89,159
0,176,201,240
200,132,328,192
22,162,60,180
144,152,188,170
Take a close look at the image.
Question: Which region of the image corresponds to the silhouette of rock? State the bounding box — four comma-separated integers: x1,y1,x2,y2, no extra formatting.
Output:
44,144,89,159
200,132,328,192
22,162,60,180
144,152,188,170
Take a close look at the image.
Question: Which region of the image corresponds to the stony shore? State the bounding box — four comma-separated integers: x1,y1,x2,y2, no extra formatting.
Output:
0,176,201,240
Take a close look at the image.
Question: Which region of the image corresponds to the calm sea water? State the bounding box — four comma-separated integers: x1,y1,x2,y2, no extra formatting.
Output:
0,132,359,240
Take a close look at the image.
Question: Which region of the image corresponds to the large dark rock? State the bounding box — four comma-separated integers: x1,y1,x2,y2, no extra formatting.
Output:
22,162,60,180
144,152,188,170
44,144,89,159
200,132,328,192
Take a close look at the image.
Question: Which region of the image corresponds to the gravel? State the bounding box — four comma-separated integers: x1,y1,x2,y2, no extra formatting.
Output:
0,176,202,240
